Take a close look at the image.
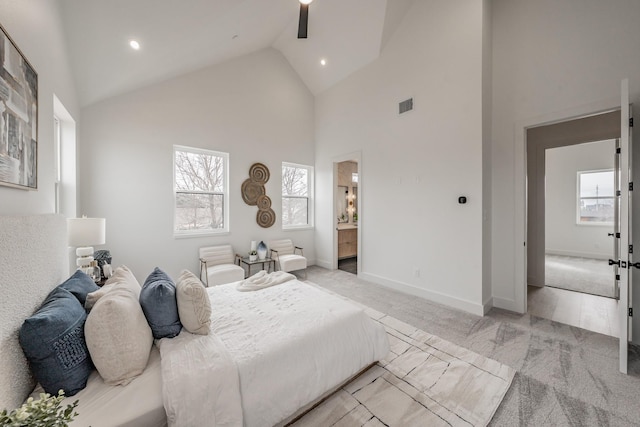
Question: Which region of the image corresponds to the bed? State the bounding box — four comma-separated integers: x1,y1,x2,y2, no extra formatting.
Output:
3,215,389,427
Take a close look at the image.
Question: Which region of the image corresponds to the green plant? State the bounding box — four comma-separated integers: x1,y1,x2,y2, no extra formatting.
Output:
0,390,78,427
353,212,358,221
249,250,257,256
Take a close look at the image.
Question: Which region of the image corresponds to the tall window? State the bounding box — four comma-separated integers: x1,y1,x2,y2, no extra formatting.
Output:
53,116,61,214
282,162,313,229
577,169,614,224
174,145,229,236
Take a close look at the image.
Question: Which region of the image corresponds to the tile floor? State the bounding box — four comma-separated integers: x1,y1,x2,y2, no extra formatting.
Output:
527,285,619,337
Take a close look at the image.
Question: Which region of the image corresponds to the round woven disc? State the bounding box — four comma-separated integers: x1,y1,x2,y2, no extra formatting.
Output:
249,163,270,184
256,194,272,210
257,208,276,228
241,179,265,206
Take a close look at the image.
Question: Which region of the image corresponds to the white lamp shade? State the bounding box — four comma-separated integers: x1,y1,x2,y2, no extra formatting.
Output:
67,217,106,247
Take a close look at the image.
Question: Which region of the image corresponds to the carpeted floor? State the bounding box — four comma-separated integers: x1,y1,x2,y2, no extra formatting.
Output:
292,298,514,426
305,266,640,426
545,254,614,298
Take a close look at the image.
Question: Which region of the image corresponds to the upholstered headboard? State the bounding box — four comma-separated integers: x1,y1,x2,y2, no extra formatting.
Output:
0,215,68,411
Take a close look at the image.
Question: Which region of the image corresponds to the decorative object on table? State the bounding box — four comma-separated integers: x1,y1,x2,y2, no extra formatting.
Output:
241,162,276,228
93,249,112,279
67,216,106,274
0,24,38,190
88,260,102,283
0,390,79,427
102,263,113,279
257,241,268,261
249,250,257,262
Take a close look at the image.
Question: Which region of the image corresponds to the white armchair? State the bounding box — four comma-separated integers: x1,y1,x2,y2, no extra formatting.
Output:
199,245,244,286
269,239,307,279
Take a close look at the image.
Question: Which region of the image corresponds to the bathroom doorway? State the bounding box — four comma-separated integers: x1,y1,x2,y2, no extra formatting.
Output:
335,158,359,274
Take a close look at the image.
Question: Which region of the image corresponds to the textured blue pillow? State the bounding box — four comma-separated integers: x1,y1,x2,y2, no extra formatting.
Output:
140,267,182,339
59,269,100,307
19,287,92,396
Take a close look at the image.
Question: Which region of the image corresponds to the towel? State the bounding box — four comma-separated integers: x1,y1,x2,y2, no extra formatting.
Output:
236,270,296,292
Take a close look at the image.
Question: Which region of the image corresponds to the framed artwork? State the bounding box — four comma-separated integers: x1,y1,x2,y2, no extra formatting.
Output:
0,23,38,190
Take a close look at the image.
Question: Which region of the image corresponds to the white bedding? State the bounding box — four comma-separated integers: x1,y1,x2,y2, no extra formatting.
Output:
49,346,166,427
56,279,389,427
161,279,389,427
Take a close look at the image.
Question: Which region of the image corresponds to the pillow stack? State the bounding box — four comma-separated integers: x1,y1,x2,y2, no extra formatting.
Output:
175,269,211,335
84,266,153,386
19,270,98,396
21,265,213,395
140,268,182,339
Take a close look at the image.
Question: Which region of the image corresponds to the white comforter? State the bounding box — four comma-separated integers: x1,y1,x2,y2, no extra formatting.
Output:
160,279,389,427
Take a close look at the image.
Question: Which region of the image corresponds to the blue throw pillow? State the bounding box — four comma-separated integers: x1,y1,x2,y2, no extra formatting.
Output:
140,267,182,339
19,287,92,396
59,269,100,307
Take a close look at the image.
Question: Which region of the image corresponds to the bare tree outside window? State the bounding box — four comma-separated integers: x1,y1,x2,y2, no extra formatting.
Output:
174,146,228,234
282,163,313,228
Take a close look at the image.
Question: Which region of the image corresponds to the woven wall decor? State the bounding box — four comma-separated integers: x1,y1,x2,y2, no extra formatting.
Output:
242,163,275,228
257,207,276,228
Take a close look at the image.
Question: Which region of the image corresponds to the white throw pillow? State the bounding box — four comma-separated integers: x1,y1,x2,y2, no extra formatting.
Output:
85,286,153,385
85,265,141,310
176,270,211,335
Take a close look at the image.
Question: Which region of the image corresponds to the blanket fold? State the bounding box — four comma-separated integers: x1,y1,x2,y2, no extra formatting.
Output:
157,331,243,427
235,270,296,292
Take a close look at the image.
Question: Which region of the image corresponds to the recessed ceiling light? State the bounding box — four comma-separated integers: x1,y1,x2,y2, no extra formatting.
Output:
320,58,327,66
300,0,313,4
129,40,140,50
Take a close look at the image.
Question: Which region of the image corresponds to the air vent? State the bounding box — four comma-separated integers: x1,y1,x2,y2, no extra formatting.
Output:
399,98,413,114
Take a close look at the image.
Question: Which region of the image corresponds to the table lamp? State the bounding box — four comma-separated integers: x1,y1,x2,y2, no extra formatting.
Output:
68,216,106,273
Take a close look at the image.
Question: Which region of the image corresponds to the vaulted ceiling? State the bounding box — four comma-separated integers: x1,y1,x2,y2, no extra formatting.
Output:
59,0,416,107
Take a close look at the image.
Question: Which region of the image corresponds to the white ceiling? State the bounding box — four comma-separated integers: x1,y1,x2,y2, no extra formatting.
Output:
59,0,415,107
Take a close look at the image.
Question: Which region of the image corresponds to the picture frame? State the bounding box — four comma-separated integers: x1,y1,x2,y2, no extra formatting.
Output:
0,23,38,190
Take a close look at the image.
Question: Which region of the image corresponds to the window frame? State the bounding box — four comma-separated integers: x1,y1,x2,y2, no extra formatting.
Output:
173,145,230,238
576,168,615,226
53,115,61,214
281,161,314,230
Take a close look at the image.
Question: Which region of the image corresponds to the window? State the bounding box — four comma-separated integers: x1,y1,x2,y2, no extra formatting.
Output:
577,169,614,224
53,116,61,214
174,145,229,236
282,162,314,229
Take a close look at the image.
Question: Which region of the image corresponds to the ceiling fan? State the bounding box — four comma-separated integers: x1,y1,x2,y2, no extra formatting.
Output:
298,0,313,39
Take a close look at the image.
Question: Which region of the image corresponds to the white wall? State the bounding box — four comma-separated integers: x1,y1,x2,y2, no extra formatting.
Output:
0,0,79,215
315,0,486,315
78,48,315,281
491,0,640,314
545,141,614,259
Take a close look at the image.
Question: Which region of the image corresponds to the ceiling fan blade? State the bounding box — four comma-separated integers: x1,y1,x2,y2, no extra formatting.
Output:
298,3,309,39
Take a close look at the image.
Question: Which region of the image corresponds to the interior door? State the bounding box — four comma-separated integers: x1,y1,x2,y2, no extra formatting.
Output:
619,78,633,374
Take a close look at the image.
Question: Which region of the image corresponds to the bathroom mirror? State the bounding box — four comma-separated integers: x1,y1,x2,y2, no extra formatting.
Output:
337,186,348,222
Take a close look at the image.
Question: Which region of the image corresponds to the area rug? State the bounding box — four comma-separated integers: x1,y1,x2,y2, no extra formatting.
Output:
291,294,516,427
545,254,614,298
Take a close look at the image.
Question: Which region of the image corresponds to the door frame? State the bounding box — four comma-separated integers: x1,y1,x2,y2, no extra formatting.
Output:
332,151,362,272
515,97,621,314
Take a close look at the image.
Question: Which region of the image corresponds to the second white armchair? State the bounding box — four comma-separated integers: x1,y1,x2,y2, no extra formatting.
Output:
268,239,307,279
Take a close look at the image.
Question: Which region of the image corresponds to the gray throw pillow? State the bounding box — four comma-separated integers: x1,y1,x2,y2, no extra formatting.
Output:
140,267,182,339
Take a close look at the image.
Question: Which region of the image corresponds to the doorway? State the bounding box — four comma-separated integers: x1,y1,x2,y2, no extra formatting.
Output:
526,110,621,336
335,159,359,274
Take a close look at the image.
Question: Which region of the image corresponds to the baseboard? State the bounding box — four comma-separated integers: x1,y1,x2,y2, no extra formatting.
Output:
482,296,494,315
492,296,524,314
545,249,610,260
315,258,332,270
359,272,485,317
